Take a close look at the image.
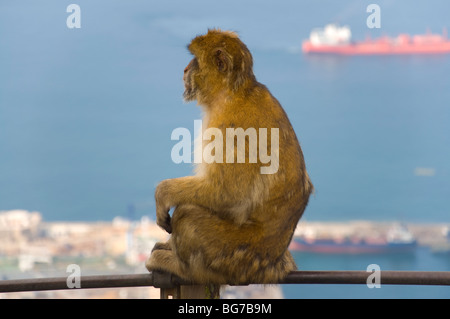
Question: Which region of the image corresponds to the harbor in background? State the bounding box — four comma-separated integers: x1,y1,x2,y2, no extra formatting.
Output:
1,210,449,298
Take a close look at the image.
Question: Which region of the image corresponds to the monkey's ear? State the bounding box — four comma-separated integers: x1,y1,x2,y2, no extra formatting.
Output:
214,49,231,73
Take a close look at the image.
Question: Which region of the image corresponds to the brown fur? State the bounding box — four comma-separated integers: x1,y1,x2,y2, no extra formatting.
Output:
146,29,313,284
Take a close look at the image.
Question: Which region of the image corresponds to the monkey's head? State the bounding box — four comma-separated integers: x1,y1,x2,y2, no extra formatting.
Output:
183,29,256,104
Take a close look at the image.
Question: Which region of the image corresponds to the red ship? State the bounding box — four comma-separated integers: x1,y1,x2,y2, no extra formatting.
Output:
302,24,450,55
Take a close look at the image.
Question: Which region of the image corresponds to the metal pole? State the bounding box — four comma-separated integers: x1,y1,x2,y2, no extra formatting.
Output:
280,270,450,286
1,271,450,294
0,273,156,293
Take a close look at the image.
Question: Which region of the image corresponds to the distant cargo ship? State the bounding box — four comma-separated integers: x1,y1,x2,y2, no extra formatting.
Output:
302,24,450,55
289,224,417,254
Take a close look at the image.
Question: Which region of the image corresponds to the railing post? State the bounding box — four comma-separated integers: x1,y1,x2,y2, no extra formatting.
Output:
160,284,220,299
152,271,220,299
160,286,181,299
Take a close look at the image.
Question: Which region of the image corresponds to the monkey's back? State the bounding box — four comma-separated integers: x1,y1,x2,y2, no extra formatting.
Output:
182,83,313,283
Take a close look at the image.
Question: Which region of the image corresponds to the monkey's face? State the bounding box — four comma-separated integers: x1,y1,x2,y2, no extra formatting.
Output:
183,29,257,104
183,58,200,102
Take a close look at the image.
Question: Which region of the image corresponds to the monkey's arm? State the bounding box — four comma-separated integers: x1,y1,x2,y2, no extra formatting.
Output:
155,174,250,233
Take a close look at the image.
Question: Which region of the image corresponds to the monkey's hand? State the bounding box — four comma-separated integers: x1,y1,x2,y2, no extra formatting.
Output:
155,179,174,234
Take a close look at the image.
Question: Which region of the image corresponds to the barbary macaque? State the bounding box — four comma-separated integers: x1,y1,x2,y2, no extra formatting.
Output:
146,29,313,284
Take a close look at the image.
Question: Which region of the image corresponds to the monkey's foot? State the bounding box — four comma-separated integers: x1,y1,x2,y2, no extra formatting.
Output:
145,249,184,280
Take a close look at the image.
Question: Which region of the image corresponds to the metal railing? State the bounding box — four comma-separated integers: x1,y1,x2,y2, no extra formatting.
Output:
1,270,450,297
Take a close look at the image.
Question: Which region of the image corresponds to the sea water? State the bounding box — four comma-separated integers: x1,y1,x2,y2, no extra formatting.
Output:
284,248,450,299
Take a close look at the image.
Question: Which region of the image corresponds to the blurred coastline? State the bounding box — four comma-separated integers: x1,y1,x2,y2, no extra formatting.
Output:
1,210,449,298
